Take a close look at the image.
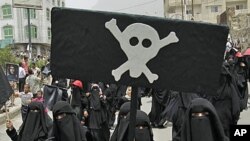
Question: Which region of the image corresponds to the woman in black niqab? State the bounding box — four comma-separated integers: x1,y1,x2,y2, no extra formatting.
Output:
181,98,228,141
110,102,131,141
213,62,240,137
6,102,49,141
52,101,86,141
87,84,109,141
116,110,154,141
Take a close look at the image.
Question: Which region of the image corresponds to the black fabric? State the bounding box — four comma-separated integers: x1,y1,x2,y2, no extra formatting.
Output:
135,128,151,141
71,87,82,106
19,102,49,141
213,62,241,137
149,89,169,127
117,110,154,141
103,84,118,127
134,110,154,141
89,87,101,110
234,56,248,111
87,86,109,141
43,85,67,110
6,128,18,141
51,7,229,95
190,117,213,141
52,101,86,141
172,92,199,141
0,65,13,108
181,98,228,141
110,102,131,141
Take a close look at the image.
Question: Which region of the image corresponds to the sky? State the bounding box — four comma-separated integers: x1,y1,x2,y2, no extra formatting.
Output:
65,0,98,9
65,0,164,17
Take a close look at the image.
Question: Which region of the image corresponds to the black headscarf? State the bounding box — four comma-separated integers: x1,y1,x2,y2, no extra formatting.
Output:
71,86,82,106
89,86,101,110
110,102,131,141
213,62,241,137
134,110,154,141
115,110,154,141
52,101,85,141
19,102,48,141
181,98,228,141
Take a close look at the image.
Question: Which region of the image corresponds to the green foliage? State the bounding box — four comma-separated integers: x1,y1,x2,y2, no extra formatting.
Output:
0,47,20,67
35,59,46,69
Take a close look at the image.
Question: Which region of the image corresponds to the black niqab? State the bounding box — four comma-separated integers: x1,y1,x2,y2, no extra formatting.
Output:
19,102,48,141
110,102,131,141
134,110,153,141
181,98,228,141
89,86,101,110
71,87,82,106
116,110,154,141
52,101,85,141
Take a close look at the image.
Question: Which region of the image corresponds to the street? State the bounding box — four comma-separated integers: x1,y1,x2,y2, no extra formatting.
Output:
0,96,249,141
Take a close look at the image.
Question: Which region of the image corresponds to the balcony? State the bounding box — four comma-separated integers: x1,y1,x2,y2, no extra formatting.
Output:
226,0,247,2
169,0,202,7
235,9,248,15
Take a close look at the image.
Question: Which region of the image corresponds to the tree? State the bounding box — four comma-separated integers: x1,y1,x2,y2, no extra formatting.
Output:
0,47,20,68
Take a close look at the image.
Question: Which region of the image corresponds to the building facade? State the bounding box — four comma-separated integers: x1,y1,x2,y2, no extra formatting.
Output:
0,0,65,58
165,0,250,23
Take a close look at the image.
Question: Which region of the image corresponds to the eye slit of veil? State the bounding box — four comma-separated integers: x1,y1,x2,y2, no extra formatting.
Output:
191,112,209,117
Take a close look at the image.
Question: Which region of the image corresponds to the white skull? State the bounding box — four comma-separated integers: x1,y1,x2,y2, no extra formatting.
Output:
105,18,179,83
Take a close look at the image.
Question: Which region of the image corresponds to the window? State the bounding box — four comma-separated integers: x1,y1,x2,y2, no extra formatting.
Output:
236,5,244,10
52,0,55,5
25,25,37,39
24,9,36,19
46,8,50,21
186,9,192,14
211,6,218,13
62,1,65,7
48,28,51,40
2,5,12,19
168,7,175,13
58,0,61,6
3,26,13,39
248,16,250,26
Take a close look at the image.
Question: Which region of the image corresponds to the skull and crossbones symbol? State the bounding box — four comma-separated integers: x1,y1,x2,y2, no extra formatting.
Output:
105,18,179,83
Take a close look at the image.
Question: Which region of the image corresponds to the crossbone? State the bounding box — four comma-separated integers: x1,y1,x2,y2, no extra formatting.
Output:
105,18,179,83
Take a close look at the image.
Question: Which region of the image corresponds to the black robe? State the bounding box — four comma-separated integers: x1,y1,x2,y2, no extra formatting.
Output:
88,86,109,141
114,110,154,141
181,98,228,141
148,89,169,127
6,102,51,141
110,102,131,141
213,62,241,137
71,86,83,120
234,57,249,111
172,91,199,141
103,84,118,127
52,101,87,141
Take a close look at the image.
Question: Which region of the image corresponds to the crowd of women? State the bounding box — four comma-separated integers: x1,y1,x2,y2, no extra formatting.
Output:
4,45,250,141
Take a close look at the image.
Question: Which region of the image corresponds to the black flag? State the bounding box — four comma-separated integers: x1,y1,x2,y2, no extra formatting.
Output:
43,85,68,110
0,65,14,108
51,7,229,95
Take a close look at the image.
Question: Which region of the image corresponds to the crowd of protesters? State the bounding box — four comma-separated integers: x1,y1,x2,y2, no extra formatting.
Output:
2,39,250,141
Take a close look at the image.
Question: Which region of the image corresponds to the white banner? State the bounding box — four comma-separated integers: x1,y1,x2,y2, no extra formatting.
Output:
12,0,42,9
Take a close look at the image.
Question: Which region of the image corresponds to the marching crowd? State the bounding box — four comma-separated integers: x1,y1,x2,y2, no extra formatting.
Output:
2,40,250,141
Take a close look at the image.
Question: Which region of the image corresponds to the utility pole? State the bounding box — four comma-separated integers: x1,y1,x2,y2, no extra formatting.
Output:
184,0,187,20
164,0,166,18
181,0,184,20
27,8,32,59
192,0,194,17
